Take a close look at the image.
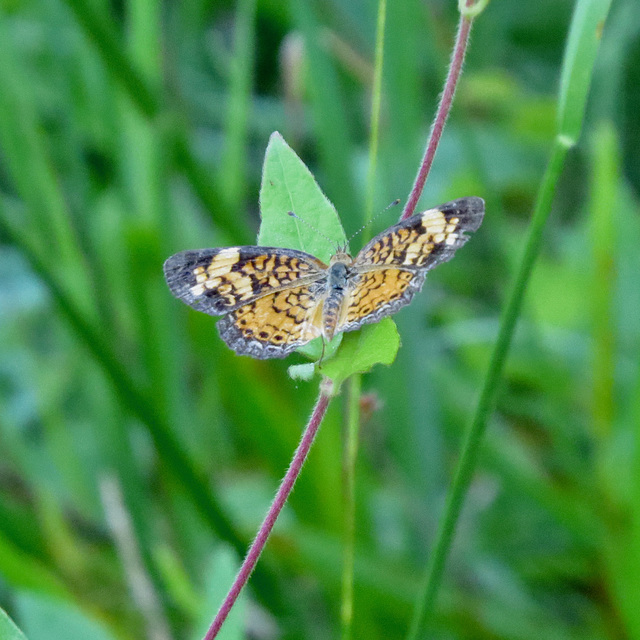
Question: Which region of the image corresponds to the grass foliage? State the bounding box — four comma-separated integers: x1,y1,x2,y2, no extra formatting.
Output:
1,0,639,639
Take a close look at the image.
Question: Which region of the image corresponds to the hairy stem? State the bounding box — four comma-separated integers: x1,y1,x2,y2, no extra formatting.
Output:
401,4,475,220
204,383,334,639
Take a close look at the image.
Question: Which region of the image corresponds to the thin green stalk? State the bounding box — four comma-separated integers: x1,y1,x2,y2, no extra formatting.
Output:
341,3,387,636
221,0,257,211
341,374,361,639
407,0,613,634
364,0,388,229
406,135,571,640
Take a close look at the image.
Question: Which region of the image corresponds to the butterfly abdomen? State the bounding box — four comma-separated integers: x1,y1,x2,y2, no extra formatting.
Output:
321,260,352,341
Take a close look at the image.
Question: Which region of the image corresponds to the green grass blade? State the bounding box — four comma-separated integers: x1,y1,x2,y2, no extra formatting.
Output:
0,26,95,318
407,0,613,636
61,0,158,117
0,533,68,599
557,0,614,143
221,0,257,212
588,122,617,440
61,0,241,237
290,1,359,222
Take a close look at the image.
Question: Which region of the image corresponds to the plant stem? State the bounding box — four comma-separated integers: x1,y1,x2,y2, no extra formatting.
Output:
401,6,474,221
406,0,612,632
364,0,388,230
406,135,572,640
339,3,387,636
204,384,334,639
341,374,362,639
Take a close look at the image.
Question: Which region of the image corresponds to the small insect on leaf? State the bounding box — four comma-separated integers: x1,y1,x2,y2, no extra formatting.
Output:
164,134,485,361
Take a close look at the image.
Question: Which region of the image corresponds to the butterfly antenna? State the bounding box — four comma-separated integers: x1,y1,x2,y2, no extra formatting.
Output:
288,211,342,252
346,199,401,244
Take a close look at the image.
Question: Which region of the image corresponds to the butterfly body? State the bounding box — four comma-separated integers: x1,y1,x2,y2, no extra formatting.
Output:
164,197,485,359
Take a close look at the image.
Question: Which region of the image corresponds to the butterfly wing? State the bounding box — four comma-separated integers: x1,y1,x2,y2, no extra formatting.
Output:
340,197,484,332
164,246,329,358
216,285,324,358
163,246,327,315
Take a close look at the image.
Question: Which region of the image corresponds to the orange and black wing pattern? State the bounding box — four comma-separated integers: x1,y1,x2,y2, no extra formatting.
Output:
340,197,484,332
163,246,328,358
216,284,324,358
163,246,326,315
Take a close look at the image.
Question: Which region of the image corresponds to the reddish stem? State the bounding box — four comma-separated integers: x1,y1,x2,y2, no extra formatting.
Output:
204,385,333,639
401,12,473,220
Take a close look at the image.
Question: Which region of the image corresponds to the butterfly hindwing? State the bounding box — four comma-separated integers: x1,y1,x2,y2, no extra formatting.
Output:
216,285,324,359
338,268,426,334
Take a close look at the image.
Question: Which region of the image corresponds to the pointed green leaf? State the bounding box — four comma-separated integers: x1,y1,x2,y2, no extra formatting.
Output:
258,132,346,264
319,318,400,387
557,0,613,143
0,608,29,640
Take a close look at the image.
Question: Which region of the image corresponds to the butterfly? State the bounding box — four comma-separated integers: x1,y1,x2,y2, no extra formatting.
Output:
163,197,484,359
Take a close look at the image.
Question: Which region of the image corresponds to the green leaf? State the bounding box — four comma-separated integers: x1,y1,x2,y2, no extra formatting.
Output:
258,132,346,264
0,608,29,640
296,332,342,363
557,0,614,143
319,318,400,387
14,594,116,640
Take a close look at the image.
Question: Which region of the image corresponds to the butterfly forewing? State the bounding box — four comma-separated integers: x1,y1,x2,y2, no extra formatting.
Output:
163,246,327,316
353,197,484,272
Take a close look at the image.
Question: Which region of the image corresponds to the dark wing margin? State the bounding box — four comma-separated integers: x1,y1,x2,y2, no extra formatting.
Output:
163,246,326,316
354,196,485,273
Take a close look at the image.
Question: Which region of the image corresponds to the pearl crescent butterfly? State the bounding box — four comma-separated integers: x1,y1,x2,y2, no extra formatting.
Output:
164,197,484,359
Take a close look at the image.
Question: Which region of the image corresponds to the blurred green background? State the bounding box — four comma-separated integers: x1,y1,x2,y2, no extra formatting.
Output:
1,0,640,639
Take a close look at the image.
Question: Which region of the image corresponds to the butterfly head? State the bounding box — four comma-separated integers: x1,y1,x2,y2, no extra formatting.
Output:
329,247,353,266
